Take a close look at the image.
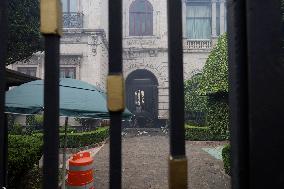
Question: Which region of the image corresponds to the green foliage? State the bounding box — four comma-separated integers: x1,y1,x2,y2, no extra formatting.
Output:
9,122,23,135
185,125,211,141
21,166,42,189
207,94,229,140
194,34,230,140
199,34,228,95
59,126,77,134
222,144,231,175
184,74,207,112
184,74,207,125
8,135,43,188
7,0,42,65
33,127,109,148
59,127,109,148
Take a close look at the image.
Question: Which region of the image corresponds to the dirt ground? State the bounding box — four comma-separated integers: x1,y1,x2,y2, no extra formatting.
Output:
94,129,231,189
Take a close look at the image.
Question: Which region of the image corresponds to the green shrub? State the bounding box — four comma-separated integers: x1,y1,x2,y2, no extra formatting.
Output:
197,34,229,140
59,126,77,133
185,125,212,141
207,94,229,140
59,127,109,148
32,126,77,134
33,127,109,148
9,122,23,135
199,34,228,95
8,135,43,188
184,74,207,126
21,166,42,189
222,144,231,175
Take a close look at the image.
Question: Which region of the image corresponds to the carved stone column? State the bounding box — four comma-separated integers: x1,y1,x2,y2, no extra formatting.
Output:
211,0,217,37
220,0,226,34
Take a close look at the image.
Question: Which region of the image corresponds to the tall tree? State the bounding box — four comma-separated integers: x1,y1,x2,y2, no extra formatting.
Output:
7,0,42,65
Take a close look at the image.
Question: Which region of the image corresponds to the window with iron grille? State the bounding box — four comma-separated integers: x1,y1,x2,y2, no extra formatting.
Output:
62,0,83,28
60,67,76,79
129,0,153,36
17,67,37,77
186,0,212,39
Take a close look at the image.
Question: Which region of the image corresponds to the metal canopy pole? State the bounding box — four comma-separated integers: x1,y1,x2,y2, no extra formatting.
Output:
107,0,124,188
0,0,8,187
62,116,69,189
227,0,249,188
40,0,62,188
245,0,284,188
167,0,188,188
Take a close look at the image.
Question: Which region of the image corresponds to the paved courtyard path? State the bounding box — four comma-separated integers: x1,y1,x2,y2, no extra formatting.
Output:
94,129,230,189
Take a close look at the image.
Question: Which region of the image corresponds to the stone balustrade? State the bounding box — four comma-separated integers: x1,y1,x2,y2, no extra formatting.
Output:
184,39,212,50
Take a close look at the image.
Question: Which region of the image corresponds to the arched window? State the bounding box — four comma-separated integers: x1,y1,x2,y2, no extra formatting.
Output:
129,0,153,36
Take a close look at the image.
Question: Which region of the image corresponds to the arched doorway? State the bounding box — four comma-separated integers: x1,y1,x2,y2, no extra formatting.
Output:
126,69,158,127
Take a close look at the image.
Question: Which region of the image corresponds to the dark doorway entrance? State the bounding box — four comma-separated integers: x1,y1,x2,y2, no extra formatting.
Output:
126,69,158,127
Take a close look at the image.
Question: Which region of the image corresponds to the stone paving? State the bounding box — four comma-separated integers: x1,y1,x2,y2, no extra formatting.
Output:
93,130,230,189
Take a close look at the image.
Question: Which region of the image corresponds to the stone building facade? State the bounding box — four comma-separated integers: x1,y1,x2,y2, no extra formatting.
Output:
8,0,227,127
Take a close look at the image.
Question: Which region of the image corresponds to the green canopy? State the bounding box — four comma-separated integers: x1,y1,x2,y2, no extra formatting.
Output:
5,78,132,119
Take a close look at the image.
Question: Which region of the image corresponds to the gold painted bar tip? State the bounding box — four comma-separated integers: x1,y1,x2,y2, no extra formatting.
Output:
107,74,125,112
40,0,63,36
169,156,188,189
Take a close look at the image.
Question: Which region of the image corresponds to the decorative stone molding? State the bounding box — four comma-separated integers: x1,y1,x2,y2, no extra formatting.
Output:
123,48,158,59
60,55,82,65
124,62,168,87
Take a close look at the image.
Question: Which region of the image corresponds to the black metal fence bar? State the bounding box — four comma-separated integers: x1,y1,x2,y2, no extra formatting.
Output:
167,0,187,188
245,0,284,188
0,0,8,187
43,35,60,189
108,0,123,188
227,0,249,188
40,0,62,188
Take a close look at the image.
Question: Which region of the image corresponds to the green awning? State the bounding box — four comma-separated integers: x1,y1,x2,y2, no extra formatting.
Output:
5,78,132,119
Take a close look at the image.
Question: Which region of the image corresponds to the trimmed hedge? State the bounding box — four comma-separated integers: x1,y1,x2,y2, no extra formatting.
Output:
185,125,211,141
59,127,109,148
33,126,109,148
184,74,207,126
196,34,229,140
207,94,229,140
199,34,228,95
8,135,43,188
185,125,228,141
222,144,231,175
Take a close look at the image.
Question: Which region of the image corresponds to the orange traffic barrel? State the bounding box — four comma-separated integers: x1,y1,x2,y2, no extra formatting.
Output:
66,151,95,189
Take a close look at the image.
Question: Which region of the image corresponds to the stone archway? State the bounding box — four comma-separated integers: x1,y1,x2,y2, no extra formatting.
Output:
126,69,158,127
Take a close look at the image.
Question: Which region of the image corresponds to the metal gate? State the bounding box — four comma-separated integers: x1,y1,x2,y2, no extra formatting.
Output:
1,0,284,189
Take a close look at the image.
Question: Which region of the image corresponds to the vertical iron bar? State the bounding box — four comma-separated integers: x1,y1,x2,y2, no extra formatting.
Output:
167,0,185,159
62,116,69,189
108,0,122,188
227,0,249,188
0,0,8,187
167,0,187,188
43,35,60,189
246,0,284,188
109,113,122,189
